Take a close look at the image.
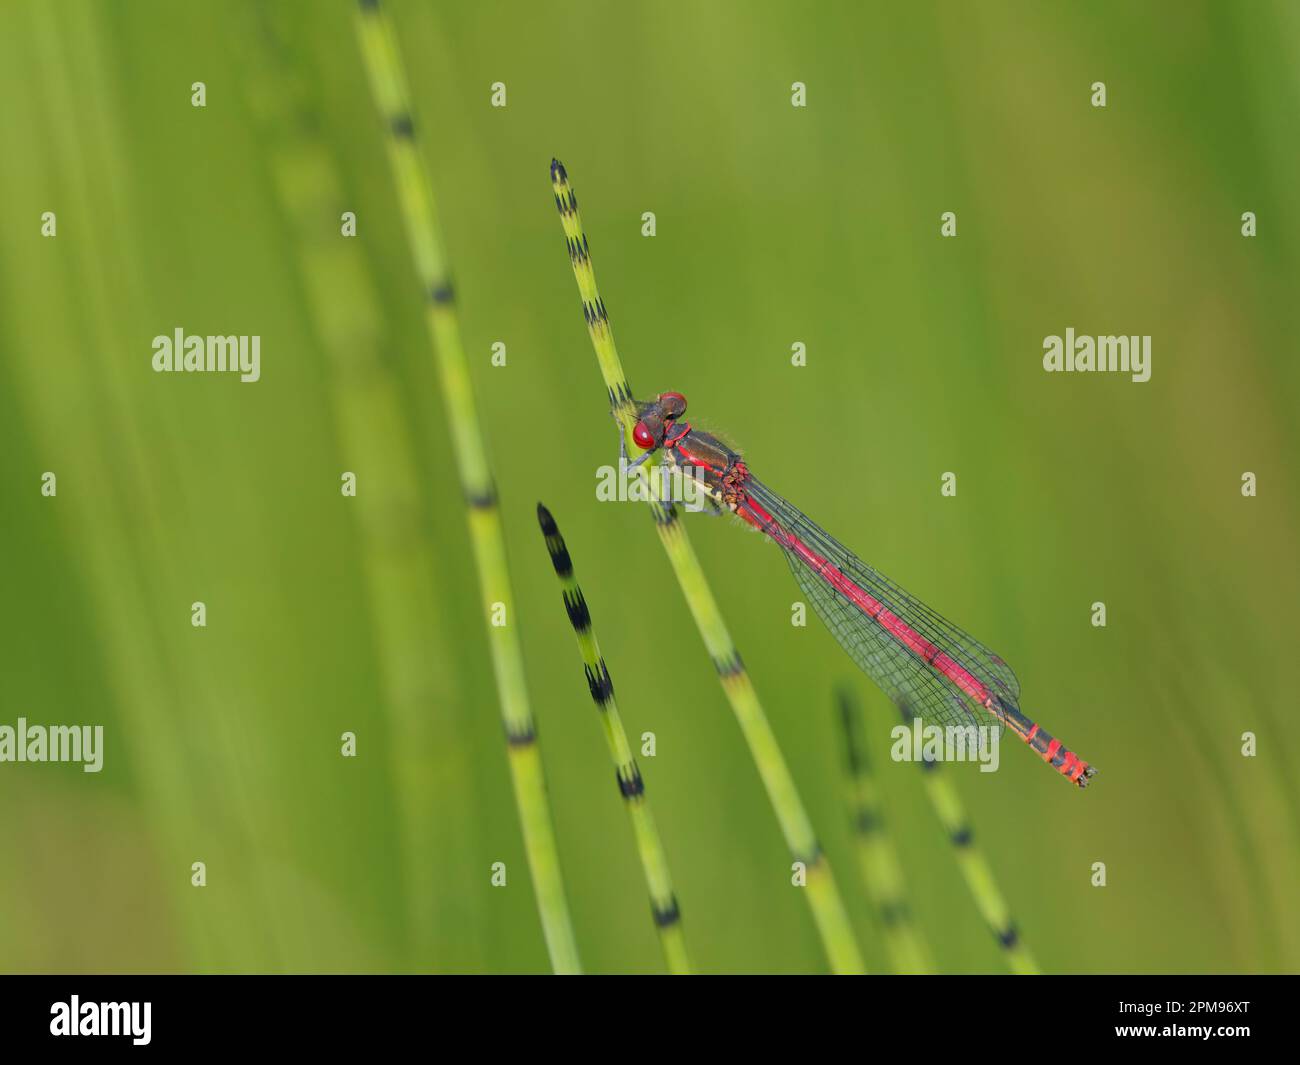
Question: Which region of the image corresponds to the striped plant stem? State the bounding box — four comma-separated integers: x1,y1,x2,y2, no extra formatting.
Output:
899,705,1040,974
537,504,692,974
551,158,864,974
238,1,487,967
354,0,581,974
837,689,933,974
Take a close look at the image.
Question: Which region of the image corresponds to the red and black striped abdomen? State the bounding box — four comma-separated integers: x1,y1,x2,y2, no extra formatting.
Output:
993,701,1094,785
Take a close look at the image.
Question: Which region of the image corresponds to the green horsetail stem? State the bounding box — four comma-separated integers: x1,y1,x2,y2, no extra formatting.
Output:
900,705,1040,974
241,2,482,964
537,504,692,974
837,689,933,974
354,0,580,974
550,158,864,974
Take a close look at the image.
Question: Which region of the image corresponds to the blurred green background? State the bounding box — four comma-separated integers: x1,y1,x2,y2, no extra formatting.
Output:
1,0,1297,974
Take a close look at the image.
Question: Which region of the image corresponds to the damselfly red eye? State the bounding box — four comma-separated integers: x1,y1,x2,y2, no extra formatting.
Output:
660,392,687,416
633,421,656,450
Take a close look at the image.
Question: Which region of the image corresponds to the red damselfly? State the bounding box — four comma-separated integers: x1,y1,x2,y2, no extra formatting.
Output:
626,392,1097,788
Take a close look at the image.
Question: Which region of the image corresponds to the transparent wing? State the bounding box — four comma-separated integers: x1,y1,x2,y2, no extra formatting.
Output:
782,532,987,731
747,478,1019,727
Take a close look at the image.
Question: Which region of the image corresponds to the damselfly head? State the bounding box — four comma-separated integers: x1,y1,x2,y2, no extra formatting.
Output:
632,392,688,451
